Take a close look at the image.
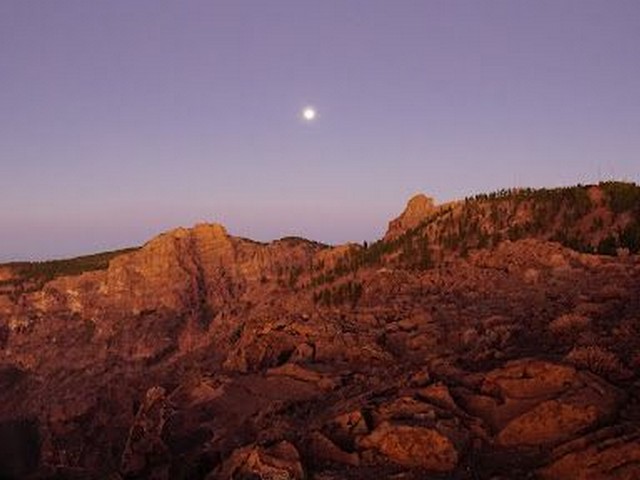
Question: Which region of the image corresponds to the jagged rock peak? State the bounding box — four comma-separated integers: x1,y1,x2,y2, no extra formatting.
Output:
405,194,435,214
142,222,229,246
385,193,436,240
166,222,228,238
192,222,228,237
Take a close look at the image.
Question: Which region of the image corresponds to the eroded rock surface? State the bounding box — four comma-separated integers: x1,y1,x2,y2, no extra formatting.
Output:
358,421,459,471
1,184,639,479
385,194,438,240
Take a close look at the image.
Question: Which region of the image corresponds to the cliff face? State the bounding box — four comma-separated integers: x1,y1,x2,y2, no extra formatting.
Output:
1,183,640,480
1,223,326,367
384,193,438,240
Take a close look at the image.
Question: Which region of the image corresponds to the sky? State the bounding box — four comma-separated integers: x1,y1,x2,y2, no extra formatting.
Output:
1,1,639,261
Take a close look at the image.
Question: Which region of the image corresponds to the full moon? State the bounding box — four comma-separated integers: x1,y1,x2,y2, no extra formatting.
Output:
302,107,316,121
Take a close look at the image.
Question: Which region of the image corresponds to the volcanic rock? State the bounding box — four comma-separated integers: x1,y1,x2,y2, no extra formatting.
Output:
539,427,640,479
385,194,437,240
1,183,639,478
208,441,304,480
358,421,459,471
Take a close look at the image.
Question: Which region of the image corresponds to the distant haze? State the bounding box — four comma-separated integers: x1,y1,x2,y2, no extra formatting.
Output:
1,1,639,261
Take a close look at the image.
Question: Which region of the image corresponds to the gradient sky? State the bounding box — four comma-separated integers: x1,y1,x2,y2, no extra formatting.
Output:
1,1,639,261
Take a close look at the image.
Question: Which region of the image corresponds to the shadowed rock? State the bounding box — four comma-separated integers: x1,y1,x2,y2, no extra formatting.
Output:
0,183,639,478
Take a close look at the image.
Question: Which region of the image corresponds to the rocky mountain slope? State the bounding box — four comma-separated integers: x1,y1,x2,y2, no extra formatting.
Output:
0,182,639,479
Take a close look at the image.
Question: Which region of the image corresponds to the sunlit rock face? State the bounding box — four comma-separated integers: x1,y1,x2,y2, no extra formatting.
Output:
385,193,437,240
1,183,639,479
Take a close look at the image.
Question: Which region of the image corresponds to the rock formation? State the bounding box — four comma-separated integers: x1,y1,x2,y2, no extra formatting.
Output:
0,182,639,479
384,193,437,240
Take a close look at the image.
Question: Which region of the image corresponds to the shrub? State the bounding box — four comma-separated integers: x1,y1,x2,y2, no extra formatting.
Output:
600,181,640,214
548,313,591,339
313,281,363,307
565,346,626,380
4,247,138,283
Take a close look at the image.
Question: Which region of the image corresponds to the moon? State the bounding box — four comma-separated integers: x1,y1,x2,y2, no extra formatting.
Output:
302,107,316,121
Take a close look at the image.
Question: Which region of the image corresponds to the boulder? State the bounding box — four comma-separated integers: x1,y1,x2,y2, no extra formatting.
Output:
308,431,360,466
481,359,578,400
539,433,640,479
358,421,458,471
208,440,304,480
496,400,599,447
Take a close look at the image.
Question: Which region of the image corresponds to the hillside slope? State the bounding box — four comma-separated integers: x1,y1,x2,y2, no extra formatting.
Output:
0,182,639,480
316,182,640,281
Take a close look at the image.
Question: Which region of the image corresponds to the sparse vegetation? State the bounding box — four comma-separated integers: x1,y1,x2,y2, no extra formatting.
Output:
1,183,639,480
566,346,626,380
311,182,640,285
0,247,139,287
600,181,640,214
548,314,592,342
313,281,363,307
230,324,244,344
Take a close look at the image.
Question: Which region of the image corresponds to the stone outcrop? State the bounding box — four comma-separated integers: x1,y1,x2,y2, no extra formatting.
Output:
459,359,621,449
307,431,360,467
358,421,459,471
208,441,304,480
120,386,170,478
1,183,639,479
497,400,600,447
384,193,437,240
539,427,640,479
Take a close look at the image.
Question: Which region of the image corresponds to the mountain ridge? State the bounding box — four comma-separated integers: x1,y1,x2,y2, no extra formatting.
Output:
0,181,639,479
3,181,638,280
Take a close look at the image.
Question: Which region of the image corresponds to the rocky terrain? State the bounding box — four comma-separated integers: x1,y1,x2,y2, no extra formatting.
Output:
0,181,639,479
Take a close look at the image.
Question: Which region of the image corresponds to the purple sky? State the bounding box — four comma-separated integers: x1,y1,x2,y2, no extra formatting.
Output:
1,1,639,261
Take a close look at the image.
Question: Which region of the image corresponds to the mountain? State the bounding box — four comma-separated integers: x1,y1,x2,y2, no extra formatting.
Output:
0,182,639,479
387,181,640,253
